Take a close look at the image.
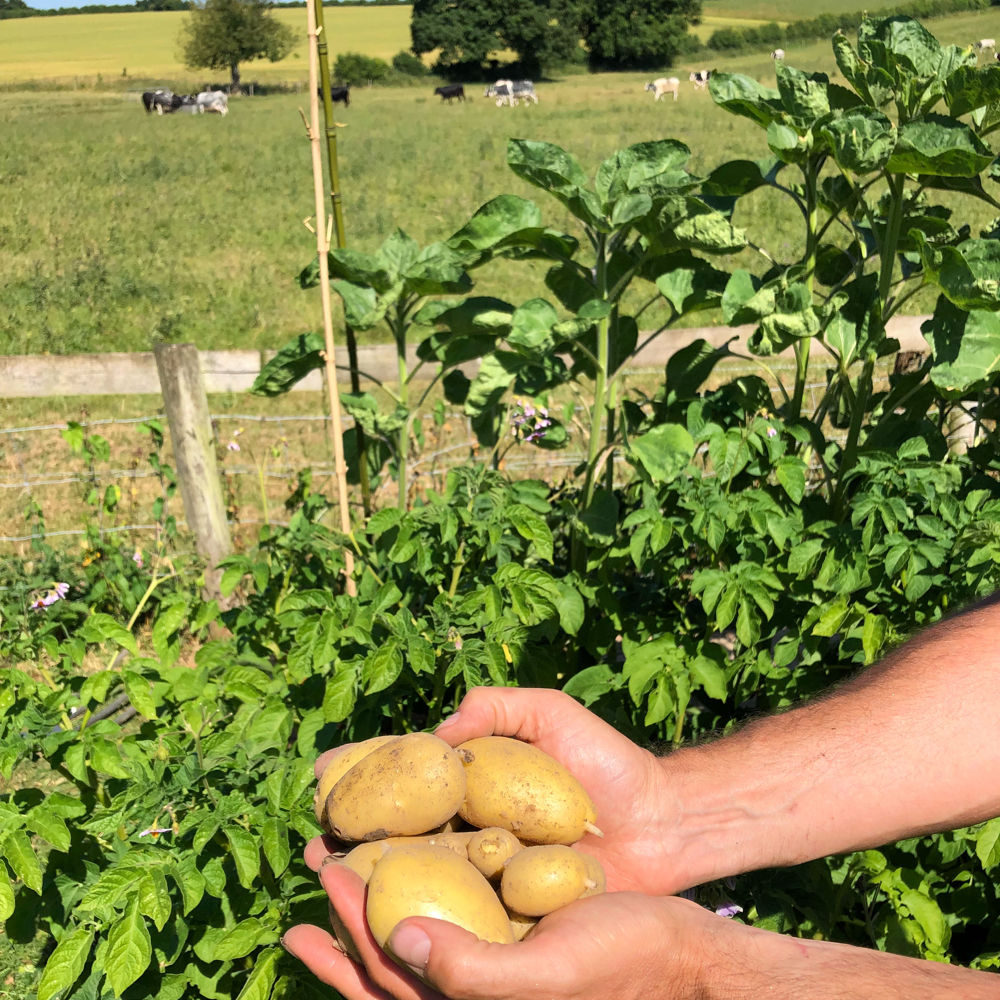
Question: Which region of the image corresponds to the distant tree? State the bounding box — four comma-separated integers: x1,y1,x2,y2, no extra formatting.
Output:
179,0,295,90
136,0,193,9
411,0,588,75
411,0,699,74
584,0,702,69
333,52,390,85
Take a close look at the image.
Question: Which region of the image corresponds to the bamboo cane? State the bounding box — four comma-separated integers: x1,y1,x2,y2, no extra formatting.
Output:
305,0,356,596
313,0,372,518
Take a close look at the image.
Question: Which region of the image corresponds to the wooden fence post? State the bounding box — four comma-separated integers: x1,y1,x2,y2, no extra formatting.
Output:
154,343,232,601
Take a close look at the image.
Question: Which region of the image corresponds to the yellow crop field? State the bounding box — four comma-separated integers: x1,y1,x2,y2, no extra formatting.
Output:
0,5,413,85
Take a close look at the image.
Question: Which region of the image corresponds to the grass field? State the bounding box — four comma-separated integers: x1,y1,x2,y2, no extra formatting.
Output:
1,6,999,362
0,6,414,86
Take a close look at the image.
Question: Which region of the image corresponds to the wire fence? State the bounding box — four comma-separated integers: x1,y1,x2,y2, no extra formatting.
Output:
0,364,858,556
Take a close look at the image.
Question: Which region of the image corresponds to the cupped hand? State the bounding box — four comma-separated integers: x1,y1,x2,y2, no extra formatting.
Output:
282,860,742,1000
432,686,682,894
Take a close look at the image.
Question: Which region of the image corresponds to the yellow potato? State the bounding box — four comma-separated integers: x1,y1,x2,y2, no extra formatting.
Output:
499,845,599,917
456,736,599,845
326,732,467,841
366,844,515,957
313,735,400,827
579,851,607,897
505,908,539,941
466,827,523,880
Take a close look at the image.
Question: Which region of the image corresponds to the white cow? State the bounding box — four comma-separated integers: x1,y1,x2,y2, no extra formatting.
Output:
484,79,537,106
689,70,711,89
196,90,229,116
645,77,680,102
975,38,996,51
770,48,785,60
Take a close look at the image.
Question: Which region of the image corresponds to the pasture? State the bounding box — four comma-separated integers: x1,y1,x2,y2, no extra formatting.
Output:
2,7,1000,364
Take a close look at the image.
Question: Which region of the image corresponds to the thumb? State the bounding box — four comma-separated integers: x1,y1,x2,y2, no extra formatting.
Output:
387,916,514,995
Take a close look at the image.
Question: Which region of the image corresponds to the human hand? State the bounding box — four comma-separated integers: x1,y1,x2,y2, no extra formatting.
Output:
305,687,685,894
282,859,741,1000
429,686,684,895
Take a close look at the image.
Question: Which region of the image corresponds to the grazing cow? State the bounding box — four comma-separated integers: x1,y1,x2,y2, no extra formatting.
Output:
177,95,200,115
484,79,537,106
975,38,996,51
327,85,350,107
141,89,183,115
434,83,465,103
770,48,785,60
645,77,680,102
689,70,711,89
196,90,229,115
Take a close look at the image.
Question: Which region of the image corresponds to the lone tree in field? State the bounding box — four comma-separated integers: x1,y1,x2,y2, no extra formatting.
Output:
180,0,295,91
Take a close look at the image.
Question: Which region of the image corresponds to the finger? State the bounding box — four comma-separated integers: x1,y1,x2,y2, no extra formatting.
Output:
282,923,391,1000
305,833,345,871
315,744,350,779
320,863,444,1000
434,687,585,747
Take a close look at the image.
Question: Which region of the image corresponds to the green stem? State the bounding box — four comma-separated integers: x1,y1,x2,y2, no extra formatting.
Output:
394,303,410,509
790,162,820,421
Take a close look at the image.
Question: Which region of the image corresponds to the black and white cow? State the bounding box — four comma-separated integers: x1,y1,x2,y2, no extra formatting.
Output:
141,89,183,115
484,79,537,106
689,70,711,89
434,84,465,103
770,48,785,60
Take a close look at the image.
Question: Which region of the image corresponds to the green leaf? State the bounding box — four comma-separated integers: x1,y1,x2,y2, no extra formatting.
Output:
226,827,261,889
27,804,71,852
211,918,276,962
2,830,42,893
37,926,94,1000
628,424,695,483
171,856,206,915
552,580,585,637
251,333,324,397
775,456,807,503
89,738,131,779
261,816,292,878
0,872,13,922
106,896,152,997
561,664,617,706
362,640,404,695
655,259,730,316
594,138,694,206
887,116,994,177
137,868,172,932
506,138,605,230
122,670,158,721
79,613,137,656
403,242,471,296
332,280,384,330
708,72,783,128
775,63,831,121
976,817,1000,870
819,109,895,174
690,654,727,701
447,195,543,256
235,947,282,1000
322,665,358,723
917,242,1000,315
507,298,559,353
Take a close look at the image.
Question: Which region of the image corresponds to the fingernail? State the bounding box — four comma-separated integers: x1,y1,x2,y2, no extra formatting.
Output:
435,711,461,732
389,924,431,975
280,935,296,957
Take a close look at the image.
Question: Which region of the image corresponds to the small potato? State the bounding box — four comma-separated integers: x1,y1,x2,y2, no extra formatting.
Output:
314,735,400,827
456,736,599,845
326,732,466,842
466,827,523,880
366,844,515,957
505,908,539,941
499,845,599,917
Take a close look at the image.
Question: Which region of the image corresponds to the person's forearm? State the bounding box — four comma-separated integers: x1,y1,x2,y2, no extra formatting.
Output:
663,594,1000,885
711,921,1000,1000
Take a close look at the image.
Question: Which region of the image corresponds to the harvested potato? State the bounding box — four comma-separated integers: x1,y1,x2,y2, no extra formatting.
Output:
326,732,466,842
505,908,539,941
579,851,607,897
466,827,523,880
366,844,515,957
314,735,399,827
456,736,600,845
499,845,602,917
